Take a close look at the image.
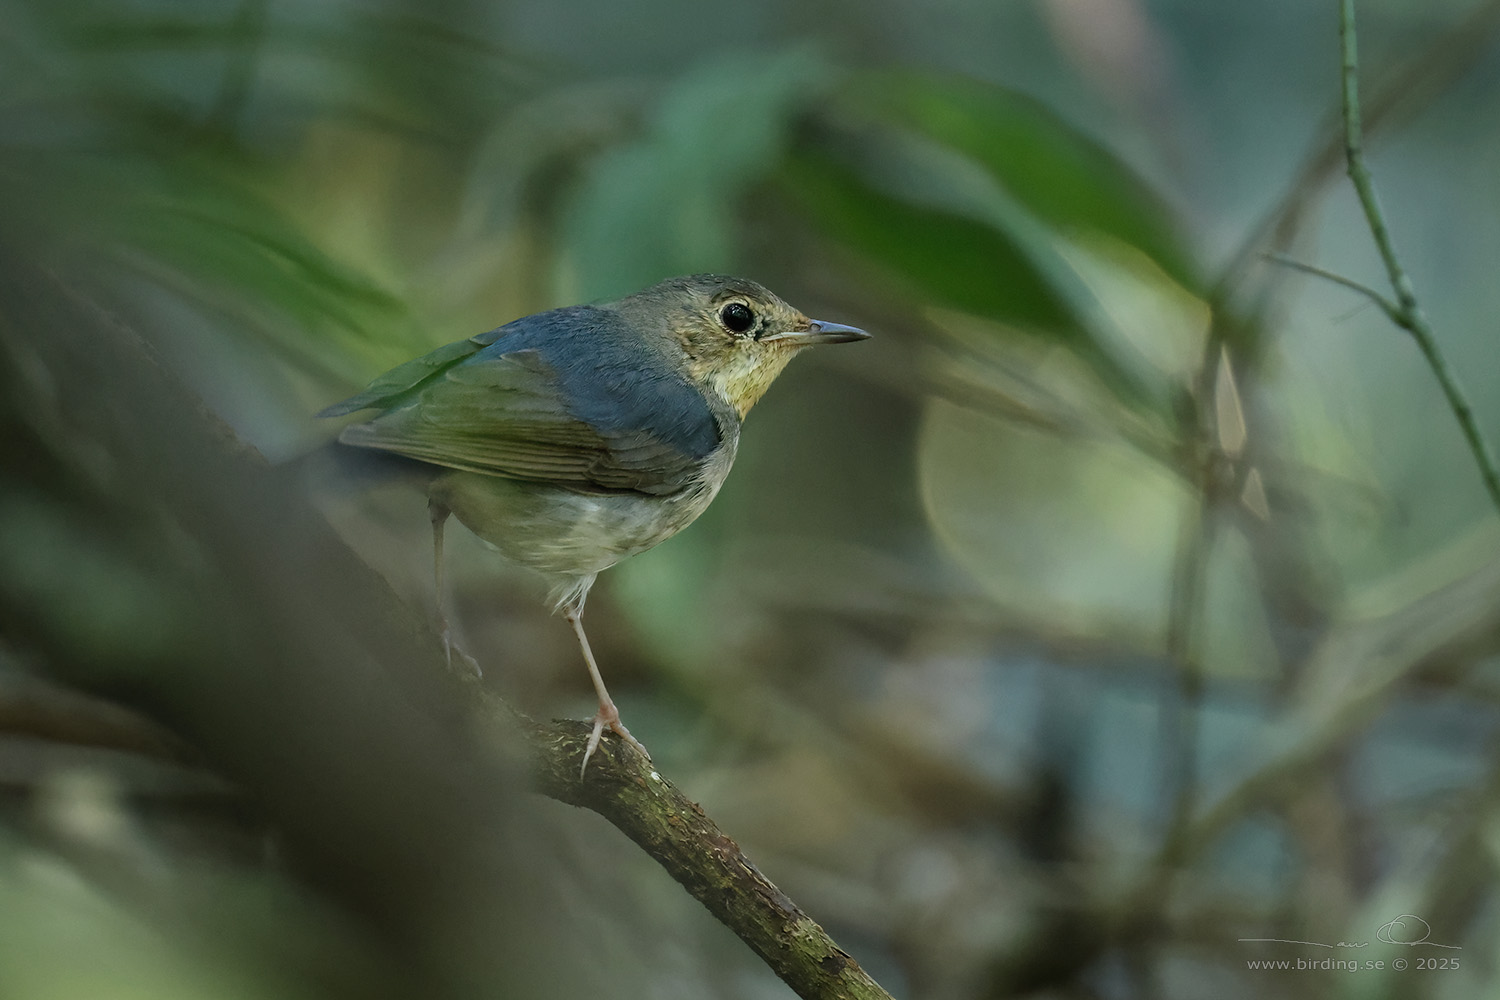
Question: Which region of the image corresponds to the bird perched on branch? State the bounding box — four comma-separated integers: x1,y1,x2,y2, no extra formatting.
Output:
320,274,869,773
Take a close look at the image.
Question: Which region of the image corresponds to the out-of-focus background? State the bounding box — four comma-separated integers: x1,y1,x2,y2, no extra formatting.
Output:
3,0,1500,997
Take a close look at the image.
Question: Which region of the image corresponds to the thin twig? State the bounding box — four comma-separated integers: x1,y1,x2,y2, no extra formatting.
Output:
1338,0,1500,515
1261,252,1399,322
1136,350,1217,944
1215,0,1500,298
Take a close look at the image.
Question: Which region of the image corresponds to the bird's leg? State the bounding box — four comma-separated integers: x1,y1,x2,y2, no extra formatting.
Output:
565,604,650,776
429,498,481,678
430,498,454,664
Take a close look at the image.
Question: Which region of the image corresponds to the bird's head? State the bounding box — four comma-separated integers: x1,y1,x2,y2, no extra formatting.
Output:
615,274,869,418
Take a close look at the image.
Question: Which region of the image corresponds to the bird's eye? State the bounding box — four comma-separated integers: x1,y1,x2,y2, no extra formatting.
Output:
720,302,755,334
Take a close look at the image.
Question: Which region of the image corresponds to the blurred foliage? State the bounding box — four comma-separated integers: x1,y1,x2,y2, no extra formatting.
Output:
4,0,1500,998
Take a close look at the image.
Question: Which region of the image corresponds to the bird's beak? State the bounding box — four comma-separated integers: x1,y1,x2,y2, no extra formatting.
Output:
761,319,871,346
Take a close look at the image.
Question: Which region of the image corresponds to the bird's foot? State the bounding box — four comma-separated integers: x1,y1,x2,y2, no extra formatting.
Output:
581,701,651,778
441,626,483,680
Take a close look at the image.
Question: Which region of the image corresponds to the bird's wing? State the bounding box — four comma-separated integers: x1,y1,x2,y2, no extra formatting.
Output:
316,338,486,418
328,344,718,496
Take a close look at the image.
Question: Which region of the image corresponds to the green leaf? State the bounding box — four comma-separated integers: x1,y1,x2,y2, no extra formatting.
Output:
781,145,1071,330
863,72,1197,292
780,130,1162,410
561,47,830,301
0,141,414,393
778,71,1202,415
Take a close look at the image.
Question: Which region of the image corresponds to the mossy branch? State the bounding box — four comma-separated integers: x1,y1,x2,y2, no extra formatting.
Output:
503,704,894,1000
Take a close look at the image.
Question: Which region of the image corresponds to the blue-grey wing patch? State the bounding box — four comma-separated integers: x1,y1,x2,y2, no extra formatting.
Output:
474,305,723,463
332,347,719,495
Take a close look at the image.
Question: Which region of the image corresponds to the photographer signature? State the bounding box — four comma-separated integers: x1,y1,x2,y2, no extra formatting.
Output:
1238,914,1460,950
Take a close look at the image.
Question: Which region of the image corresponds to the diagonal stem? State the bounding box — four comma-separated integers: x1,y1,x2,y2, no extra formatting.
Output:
1339,0,1500,516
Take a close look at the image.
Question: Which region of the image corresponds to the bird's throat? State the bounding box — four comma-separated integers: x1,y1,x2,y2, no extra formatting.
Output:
696,348,798,418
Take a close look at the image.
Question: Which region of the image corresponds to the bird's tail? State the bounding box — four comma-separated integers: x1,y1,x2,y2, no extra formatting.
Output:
289,438,437,499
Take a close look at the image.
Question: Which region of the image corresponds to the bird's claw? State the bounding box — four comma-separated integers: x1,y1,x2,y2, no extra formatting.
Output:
441,626,483,679
579,703,651,778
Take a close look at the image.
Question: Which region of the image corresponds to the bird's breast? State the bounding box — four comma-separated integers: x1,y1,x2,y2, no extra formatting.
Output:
430,437,737,584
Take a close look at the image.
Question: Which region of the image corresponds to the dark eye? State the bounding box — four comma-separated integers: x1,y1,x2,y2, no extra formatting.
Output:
720,302,755,334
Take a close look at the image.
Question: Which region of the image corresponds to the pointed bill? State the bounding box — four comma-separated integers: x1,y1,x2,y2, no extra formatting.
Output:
760,319,871,345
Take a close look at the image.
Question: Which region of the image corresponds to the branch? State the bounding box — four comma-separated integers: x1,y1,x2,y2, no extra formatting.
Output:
0,667,896,1000
0,672,199,765
1337,0,1500,516
500,702,894,1000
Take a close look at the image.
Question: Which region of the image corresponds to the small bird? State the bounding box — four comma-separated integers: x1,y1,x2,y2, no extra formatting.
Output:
319,275,868,773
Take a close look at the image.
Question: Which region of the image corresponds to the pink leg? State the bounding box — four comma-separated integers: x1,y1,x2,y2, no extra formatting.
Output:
430,499,480,678
565,606,650,776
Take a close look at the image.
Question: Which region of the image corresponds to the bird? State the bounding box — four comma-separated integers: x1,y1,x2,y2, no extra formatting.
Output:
318,274,869,774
